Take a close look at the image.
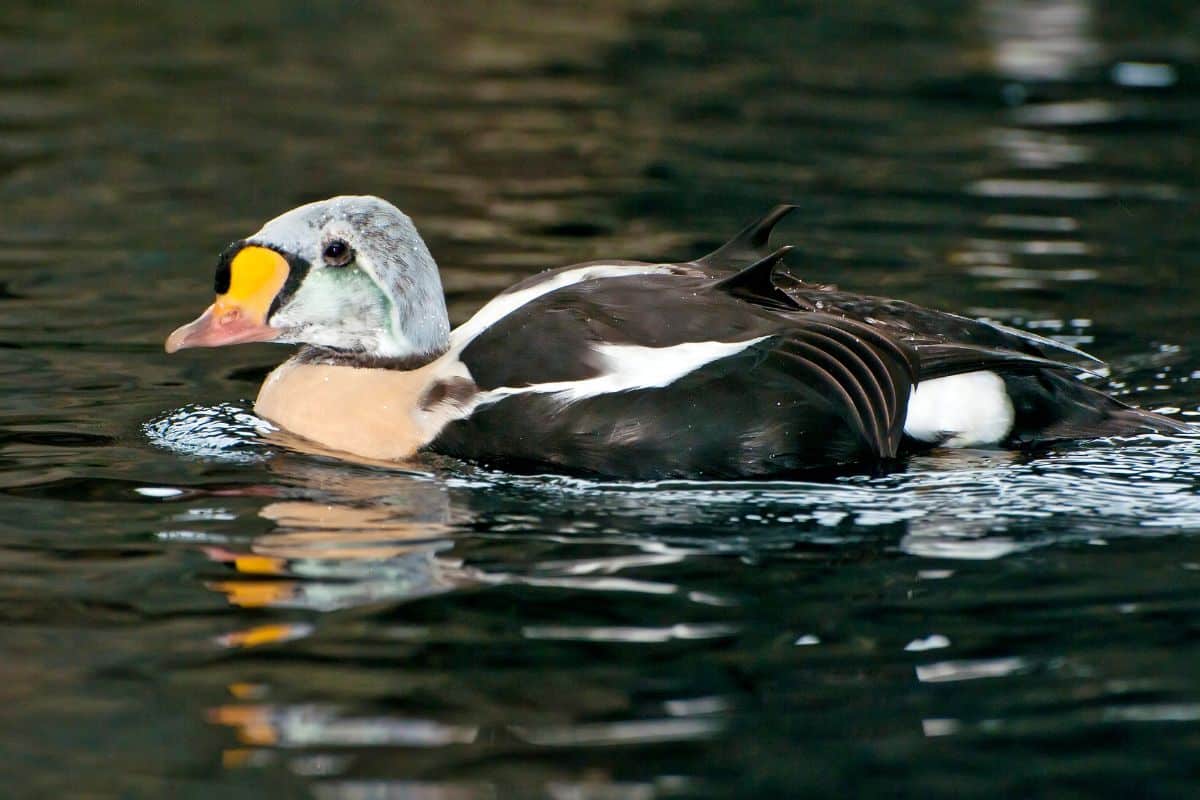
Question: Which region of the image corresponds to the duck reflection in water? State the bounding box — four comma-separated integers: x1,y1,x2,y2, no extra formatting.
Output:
191,434,1085,624
193,457,491,778
165,420,1200,787
202,455,474,615
185,447,749,781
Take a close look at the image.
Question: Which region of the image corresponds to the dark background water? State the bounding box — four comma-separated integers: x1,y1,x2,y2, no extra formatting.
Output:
3,1,1200,797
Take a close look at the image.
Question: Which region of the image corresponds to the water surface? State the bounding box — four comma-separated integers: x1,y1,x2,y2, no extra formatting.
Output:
3,1,1200,797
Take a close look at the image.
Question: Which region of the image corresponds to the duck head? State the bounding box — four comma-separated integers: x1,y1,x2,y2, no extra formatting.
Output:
166,195,450,365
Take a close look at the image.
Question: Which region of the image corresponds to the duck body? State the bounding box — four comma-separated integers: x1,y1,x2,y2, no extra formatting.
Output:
168,196,1186,479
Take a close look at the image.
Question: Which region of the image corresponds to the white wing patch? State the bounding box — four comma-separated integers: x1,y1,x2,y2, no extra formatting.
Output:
449,264,674,353
904,370,1015,447
475,338,769,408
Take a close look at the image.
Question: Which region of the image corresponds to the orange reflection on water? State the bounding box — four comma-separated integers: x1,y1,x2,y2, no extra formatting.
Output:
216,622,313,648
209,704,279,745
209,580,298,609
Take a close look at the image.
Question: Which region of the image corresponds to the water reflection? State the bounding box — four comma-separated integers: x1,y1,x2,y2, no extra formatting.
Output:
166,448,738,786
206,503,465,613
151,404,1200,586
210,703,480,747
312,783,497,800
1111,61,1177,88
916,656,1028,683
192,459,470,613
983,0,1098,81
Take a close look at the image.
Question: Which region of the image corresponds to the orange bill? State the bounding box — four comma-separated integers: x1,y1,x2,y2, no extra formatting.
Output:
166,246,290,353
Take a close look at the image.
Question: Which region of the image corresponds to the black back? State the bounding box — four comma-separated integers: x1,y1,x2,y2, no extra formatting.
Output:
426,207,1184,478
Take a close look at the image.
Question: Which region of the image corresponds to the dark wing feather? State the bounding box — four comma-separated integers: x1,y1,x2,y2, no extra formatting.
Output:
802,317,919,386
710,245,801,310
913,342,1098,381
700,249,917,450
814,325,907,448
694,204,798,272
773,340,876,454
786,292,1105,370
973,318,1104,366
771,314,917,458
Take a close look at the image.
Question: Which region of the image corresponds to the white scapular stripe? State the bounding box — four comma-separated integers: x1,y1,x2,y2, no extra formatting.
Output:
476,338,769,407
449,264,674,353
904,370,1014,447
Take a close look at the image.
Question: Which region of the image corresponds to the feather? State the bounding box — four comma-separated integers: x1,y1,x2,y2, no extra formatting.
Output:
975,317,1105,366
710,246,800,310
694,204,798,271
913,342,1098,381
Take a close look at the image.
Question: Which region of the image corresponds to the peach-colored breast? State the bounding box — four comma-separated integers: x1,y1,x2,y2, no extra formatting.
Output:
253,357,471,461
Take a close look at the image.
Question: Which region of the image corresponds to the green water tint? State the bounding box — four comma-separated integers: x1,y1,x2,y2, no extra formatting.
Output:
3,0,1200,797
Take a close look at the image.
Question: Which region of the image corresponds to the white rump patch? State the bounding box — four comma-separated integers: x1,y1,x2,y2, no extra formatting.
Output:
449,264,674,353
476,338,768,407
904,370,1015,447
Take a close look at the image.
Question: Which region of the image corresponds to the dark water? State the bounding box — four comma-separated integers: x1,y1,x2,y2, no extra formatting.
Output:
4,1,1200,797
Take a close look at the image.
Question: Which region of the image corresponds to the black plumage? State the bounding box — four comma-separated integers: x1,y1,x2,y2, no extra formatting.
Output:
428,208,1185,479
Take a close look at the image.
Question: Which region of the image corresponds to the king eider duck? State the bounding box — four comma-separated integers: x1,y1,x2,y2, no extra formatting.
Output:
164,195,1186,479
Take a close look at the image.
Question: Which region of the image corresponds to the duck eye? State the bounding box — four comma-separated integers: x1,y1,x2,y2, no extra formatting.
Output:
322,240,353,267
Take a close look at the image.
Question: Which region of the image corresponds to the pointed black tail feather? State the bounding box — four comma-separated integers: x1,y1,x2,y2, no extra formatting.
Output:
710,245,800,310
695,204,798,271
